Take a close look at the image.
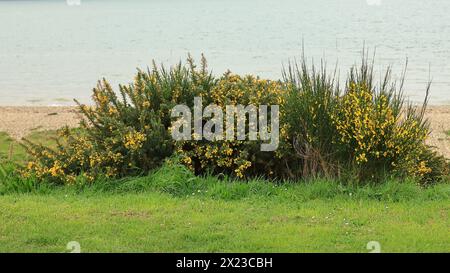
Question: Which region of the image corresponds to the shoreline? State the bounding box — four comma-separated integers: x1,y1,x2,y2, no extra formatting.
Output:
0,106,81,140
1,105,449,158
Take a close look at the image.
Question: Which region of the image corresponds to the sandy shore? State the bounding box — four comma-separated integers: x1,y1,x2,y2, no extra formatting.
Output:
0,107,81,139
424,106,450,159
0,106,449,158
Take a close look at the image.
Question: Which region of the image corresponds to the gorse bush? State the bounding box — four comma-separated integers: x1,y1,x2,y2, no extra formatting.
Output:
23,56,215,183
333,64,431,181
283,56,448,183
21,54,448,185
175,72,288,178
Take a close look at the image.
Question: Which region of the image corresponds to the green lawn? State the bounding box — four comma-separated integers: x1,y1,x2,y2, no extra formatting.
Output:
0,184,449,253
0,131,449,253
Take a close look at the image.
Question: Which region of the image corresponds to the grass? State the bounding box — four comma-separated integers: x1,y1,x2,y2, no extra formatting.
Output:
0,176,448,253
445,130,450,137
0,130,57,163
0,132,23,163
0,131,449,253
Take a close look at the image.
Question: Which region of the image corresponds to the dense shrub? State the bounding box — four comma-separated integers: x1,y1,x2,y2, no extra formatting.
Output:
282,60,340,178
21,55,448,185
332,61,434,181
283,57,448,183
23,56,215,183
175,72,289,178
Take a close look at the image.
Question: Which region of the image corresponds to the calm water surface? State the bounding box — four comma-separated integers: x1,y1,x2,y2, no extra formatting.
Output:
1,0,450,105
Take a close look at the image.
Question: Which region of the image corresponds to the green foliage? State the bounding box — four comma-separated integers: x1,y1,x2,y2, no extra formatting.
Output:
0,131,57,194
3,158,449,201
282,59,340,178
21,56,215,184
19,54,448,185
175,72,288,178
0,131,58,164
415,148,449,186
0,162,47,194
334,61,432,181
283,55,446,184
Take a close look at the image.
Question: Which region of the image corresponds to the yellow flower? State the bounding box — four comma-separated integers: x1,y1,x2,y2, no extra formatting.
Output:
49,161,62,177
124,131,147,150
108,106,118,115
26,162,34,170
417,161,432,176
183,156,192,165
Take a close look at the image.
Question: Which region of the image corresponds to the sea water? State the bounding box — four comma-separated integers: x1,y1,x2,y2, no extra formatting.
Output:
1,0,449,105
